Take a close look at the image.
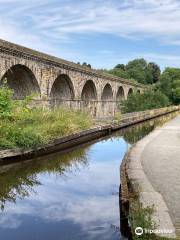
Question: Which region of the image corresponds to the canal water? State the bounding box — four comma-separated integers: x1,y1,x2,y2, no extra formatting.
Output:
0,112,178,240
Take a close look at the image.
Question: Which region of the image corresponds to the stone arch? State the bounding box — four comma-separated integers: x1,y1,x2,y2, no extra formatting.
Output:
116,86,125,101
101,84,113,117
81,80,97,100
1,64,40,99
50,74,75,107
137,89,141,94
127,88,133,97
50,74,75,100
101,83,113,100
81,80,97,117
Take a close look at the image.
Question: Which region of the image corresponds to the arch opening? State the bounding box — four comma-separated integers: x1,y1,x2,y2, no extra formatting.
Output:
50,74,75,107
50,74,75,100
1,64,40,99
101,84,113,117
137,89,141,94
116,86,125,101
81,80,97,100
81,80,97,117
127,88,133,97
101,84,113,100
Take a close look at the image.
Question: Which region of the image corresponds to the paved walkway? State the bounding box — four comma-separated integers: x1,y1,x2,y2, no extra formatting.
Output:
126,114,180,238
142,115,180,237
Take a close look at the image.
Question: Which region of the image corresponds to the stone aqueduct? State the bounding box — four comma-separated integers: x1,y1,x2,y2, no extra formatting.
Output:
0,39,144,118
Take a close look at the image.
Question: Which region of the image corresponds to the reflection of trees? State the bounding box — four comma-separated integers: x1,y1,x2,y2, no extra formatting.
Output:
0,111,178,211
112,111,179,144
0,171,40,211
123,123,155,144
0,148,88,211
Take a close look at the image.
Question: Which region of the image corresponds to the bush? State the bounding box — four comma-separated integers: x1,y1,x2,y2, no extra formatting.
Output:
129,200,156,240
0,83,13,119
0,85,93,150
122,90,170,113
0,107,92,150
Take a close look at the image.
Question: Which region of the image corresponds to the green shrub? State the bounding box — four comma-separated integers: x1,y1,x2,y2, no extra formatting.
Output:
0,83,14,119
0,88,93,150
129,200,156,240
122,90,170,113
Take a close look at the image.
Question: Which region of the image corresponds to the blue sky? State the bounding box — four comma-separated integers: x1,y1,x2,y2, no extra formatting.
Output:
0,0,180,70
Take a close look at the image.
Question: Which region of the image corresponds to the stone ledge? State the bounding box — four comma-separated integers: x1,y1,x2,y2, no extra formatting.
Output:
125,125,177,238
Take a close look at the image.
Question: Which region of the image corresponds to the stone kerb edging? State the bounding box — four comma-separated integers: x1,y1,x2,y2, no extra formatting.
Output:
126,127,177,238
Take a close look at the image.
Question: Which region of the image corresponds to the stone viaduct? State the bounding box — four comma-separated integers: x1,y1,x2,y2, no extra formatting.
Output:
0,39,144,118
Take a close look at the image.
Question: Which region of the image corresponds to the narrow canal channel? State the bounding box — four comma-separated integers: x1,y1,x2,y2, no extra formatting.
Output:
0,112,178,240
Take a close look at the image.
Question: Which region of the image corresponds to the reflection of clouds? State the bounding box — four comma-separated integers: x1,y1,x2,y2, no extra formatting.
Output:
37,162,119,198
0,193,119,238
40,196,119,227
0,137,124,239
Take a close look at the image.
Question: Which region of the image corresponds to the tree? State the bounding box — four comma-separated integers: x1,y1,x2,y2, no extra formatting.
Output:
172,80,180,104
126,58,147,84
114,64,126,71
108,68,130,79
148,62,161,83
159,68,180,104
122,89,170,113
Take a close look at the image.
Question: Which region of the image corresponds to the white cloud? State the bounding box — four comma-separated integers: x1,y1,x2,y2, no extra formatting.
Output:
1,0,180,45
0,0,180,68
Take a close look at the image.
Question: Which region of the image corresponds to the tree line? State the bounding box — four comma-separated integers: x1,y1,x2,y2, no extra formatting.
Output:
106,58,160,85
103,58,180,112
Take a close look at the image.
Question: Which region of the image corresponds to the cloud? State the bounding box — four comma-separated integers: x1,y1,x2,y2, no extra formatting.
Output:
0,0,180,68
1,0,180,45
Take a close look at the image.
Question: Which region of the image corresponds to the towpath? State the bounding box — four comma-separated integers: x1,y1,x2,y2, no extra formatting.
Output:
142,115,180,236
126,114,180,238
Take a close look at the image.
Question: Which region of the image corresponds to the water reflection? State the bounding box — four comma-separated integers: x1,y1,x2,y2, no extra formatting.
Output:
0,112,178,240
0,149,88,211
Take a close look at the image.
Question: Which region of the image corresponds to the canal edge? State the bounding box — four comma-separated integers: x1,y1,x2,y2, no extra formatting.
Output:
0,106,179,164
120,119,178,239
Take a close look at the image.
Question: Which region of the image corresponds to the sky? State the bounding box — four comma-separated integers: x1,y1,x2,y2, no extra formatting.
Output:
0,0,180,70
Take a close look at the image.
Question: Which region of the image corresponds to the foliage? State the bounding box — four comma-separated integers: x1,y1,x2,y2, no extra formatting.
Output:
126,58,147,84
107,68,130,79
122,89,170,113
114,111,122,121
105,58,161,85
158,68,180,105
147,62,161,84
129,199,156,240
0,83,13,119
102,58,179,107
114,63,126,70
0,147,88,210
0,87,93,149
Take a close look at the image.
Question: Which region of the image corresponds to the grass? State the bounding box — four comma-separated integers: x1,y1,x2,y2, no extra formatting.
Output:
0,104,93,150
129,198,176,240
129,198,156,240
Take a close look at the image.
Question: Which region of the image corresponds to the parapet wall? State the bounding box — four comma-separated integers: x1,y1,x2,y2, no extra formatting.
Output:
0,38,143,87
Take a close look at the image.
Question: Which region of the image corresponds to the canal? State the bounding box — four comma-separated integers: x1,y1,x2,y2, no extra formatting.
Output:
0,112,178,240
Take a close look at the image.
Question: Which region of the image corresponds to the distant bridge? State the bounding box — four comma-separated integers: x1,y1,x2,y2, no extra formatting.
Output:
0,39,144,118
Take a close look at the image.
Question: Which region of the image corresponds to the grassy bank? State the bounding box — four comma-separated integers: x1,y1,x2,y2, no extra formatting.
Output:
0,84,93,150
129,198,176,240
